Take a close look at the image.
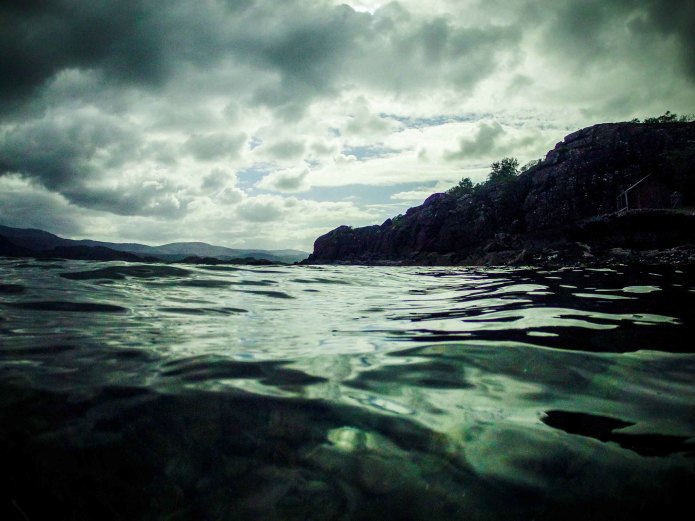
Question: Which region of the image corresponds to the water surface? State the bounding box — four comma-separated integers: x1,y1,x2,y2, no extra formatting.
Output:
1,259,694,520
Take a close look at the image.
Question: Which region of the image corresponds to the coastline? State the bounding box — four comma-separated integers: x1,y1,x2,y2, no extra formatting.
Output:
301,209,695,268
304,122,695,268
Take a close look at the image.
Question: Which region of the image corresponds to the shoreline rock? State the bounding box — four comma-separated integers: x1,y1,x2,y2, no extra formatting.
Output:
303,121,695,267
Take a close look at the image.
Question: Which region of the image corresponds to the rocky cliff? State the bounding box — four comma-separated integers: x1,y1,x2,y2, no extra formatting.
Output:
304,122,695,266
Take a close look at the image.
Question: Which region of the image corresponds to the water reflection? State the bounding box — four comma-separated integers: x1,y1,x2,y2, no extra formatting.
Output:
1,259,694,519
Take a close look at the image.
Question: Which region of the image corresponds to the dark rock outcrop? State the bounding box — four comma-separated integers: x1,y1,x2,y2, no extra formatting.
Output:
304,122,695,266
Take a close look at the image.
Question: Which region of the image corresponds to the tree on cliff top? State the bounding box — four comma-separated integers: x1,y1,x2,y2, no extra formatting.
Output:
633,111,695,123
488,157,519,184
448,157,521,198
447,177,474,198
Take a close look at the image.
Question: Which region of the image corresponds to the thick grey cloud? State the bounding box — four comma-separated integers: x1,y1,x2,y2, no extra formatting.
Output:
201,168,233,193
0,177,87,237
186,133,247,161
635,0,695,80
0,0,365,117
0,110,188,217
535,0,695,81
0,109,133,190
2,0,693,116
0,0,525,115
264,140,306,160
446,122,505,160
64,180,191,218
0,0,693,245
200,169,244,204
257,168,310,192
0,0,172,112
444,121,545,162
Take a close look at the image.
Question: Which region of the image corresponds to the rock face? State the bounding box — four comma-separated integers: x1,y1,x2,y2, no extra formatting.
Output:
305,122,695,266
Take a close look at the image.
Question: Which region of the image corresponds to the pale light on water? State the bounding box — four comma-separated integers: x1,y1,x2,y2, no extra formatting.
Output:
1,258,694,519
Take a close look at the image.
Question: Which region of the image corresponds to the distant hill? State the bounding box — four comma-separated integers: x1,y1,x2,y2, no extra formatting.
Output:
0,235,35,258
0,225,309,263
0,225,72,251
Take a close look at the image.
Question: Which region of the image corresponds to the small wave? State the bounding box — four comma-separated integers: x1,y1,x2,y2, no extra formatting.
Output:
235,289,294,299
0,284,25,294
178,279,232,288
161,356,326,386
291,277,353,285
346,359,474,391
196,265,243,272
13,261,64,270
159,307,248,315
229,280,277,286
0,343,77,356
573,292,635,300
622,285,661,294
5,301,127,312
238,268,285,274
60,265,191,280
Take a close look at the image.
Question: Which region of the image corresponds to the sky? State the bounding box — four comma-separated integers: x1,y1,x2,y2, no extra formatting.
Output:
1,0,694,251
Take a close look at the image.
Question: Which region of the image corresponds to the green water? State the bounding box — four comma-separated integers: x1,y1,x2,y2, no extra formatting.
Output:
1,259,694,519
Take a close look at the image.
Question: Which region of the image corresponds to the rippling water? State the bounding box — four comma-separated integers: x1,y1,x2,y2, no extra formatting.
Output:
1,258,694,520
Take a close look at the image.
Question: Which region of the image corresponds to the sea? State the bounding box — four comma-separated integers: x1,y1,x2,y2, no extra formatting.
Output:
1,257,694,520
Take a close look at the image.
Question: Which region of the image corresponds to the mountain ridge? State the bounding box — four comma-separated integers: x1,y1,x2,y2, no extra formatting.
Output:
0,225,308,263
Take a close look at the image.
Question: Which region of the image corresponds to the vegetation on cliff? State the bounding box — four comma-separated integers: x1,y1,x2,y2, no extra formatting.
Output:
632,111,695,124
447,157,522,199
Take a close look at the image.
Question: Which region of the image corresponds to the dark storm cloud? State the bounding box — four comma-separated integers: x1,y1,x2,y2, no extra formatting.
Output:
540,1,633,60
0,110,134,190
638,0,695,80
537,0,695,81
0,0,170,112
2,0,694,113
1,0,522,112
0,1,381,214
1,0,694,223
63,180,191,218
244,3,369,108
0,180,87,237
0,0,365,115
346,13,521,96
0,111,188,217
